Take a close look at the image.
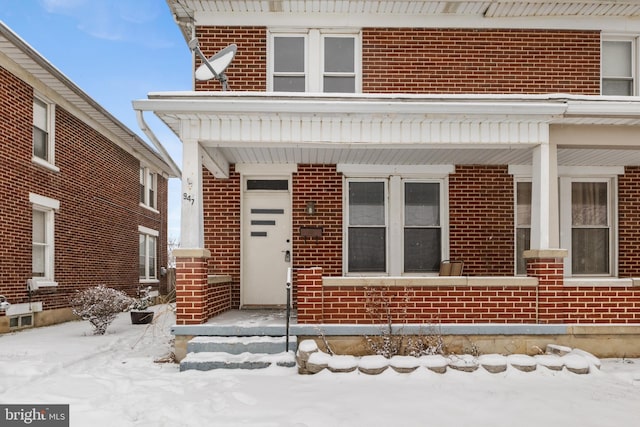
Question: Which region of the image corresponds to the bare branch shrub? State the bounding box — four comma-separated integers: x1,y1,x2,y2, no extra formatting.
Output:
70,285,132,335
363,286,445,358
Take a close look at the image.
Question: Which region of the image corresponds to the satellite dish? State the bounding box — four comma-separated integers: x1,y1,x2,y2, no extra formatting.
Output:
189,38,237,91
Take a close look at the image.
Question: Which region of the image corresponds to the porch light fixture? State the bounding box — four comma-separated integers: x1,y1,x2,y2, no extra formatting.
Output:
188,38,237,91
305,201,316,215
0,295,10,312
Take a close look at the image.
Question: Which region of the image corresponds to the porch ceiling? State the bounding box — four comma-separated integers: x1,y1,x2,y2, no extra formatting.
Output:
133,92,640,175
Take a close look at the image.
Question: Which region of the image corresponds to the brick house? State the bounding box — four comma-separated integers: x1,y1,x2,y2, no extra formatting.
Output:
0,23,179,332
136,0,640,341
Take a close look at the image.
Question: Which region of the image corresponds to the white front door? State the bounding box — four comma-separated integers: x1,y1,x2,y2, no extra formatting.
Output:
242,179,292,306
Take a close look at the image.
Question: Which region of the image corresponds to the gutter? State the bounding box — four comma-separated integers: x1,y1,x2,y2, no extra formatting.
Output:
135,109,182,179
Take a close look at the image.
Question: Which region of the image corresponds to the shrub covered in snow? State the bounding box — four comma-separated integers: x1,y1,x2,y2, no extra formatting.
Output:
70,285,132,335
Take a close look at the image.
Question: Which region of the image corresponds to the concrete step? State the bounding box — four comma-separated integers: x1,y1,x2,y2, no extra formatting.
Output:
187,335,297,355
180,351,296,371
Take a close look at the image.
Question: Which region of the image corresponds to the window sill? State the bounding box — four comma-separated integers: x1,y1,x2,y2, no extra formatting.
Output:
31,278,58,288
32,156,60,173
139,203,160,214
564,278,636,288
139,279,160,284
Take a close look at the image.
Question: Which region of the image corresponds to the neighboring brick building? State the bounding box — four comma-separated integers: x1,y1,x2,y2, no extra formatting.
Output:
0,23,179,332
136,0,640,328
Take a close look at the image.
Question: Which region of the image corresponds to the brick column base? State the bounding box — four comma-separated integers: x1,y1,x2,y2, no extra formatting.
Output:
174,248,211,325
296,267,323,324
524,249,568,323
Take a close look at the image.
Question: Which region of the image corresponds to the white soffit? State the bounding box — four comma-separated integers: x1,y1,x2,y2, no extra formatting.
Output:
168,1,640,31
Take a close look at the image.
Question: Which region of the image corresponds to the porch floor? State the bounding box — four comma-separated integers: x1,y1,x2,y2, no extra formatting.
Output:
204,309,297,327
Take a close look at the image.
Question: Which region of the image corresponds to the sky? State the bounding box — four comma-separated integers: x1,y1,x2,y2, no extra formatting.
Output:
0,0,191,239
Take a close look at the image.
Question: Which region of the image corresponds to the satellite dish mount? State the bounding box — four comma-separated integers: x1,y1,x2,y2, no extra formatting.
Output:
189,38,237,91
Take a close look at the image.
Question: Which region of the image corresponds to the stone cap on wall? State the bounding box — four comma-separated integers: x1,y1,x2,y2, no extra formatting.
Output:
523,249,568,259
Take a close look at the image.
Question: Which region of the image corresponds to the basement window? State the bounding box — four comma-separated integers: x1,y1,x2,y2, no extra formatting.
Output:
9,314,33,329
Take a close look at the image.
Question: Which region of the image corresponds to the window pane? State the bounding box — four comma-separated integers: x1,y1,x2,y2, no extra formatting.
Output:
32,246,45,277
516,182,532,226
349,182,385,226
274,37,304,72
33,127,48,160
572,182,607,226
404,228,441,272
148,173,155,209
572,228,609,274
33,211,46,244
140,168,145,203
324,37,354,73
348,227,385,272
323,76,355,93
602,79,633,96
139,234,146,277
602,41,632,77
274,76,306,92
33,98,47,129
149,236,157,278
247,179,289,190
405,183,439,226
516,228,531,275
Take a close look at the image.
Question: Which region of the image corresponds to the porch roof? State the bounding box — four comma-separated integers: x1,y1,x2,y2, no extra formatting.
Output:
133,92,640,178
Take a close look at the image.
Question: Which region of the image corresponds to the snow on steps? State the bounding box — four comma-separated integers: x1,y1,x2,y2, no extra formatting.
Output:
180,351,296,371
180,336,297,371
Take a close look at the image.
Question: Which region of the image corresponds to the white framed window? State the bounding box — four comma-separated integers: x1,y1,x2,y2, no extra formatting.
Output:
343,169,449,276
515,180,532,276
560,177,616,277
269,29,361,93
602,37,636,96
347,180,388,273
32,95,57,170
139,226,158,282
403,181,442,273
139,166,157,210
30,193,59,286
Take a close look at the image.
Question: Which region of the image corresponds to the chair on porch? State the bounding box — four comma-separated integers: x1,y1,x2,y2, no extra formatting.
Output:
439,260,464,276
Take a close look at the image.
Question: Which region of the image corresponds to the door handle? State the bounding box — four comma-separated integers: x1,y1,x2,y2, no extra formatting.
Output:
284,250,291,262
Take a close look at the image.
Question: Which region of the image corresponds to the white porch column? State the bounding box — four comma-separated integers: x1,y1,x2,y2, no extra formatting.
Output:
180,138,205,248
530,142,559,249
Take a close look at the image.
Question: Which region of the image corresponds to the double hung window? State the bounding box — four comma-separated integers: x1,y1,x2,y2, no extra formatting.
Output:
602,39,636,96
139,226,158,282
140,167,157,210
270,30,360,93
32,96,56,168
346,176,445,275
30,193,59,286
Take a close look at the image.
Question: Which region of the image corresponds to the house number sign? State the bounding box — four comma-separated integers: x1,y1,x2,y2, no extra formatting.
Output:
183,193,195,206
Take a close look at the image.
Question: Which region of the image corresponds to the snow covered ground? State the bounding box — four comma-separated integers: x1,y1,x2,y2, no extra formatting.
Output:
1,305,639,427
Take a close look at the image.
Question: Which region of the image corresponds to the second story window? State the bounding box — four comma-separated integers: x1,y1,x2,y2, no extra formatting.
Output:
140,166,157,210
32,96,56,168
269,30,360,93
602,39,635,96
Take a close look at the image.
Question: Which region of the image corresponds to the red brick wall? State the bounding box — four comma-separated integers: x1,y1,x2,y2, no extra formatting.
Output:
297,268,537,324
362,29,601,94
618,166,640,277
195,27,600,94
449,165,515,275
292,165,343,277
195,26,266,92
0,66,168,314
202,166,241,308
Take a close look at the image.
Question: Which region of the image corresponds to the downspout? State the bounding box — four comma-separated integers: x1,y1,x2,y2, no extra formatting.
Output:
134,109,182,178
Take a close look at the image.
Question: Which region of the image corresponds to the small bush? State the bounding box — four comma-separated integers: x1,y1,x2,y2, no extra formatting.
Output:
70,285,132,335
